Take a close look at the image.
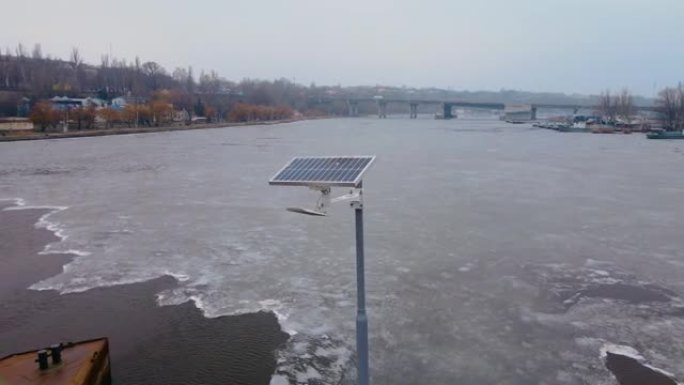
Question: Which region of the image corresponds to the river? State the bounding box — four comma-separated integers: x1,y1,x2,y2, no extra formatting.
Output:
1,117,683,384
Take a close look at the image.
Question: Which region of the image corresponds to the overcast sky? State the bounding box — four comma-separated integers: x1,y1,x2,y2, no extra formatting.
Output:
2,0,682,96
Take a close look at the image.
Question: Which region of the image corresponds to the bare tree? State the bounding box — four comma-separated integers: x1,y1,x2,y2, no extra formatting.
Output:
70,47,82,70
100,54,110,69
198,70,221,94
655,85,683,130
679,83,684,130
31,44,42,60
15,43,26,58
616,88,634,123
172,67,189,84
142,61,165,90
187,66,195,93
142,61,164,77
596,89,616,122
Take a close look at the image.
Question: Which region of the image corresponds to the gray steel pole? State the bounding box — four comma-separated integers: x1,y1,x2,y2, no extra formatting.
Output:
355,206,369,385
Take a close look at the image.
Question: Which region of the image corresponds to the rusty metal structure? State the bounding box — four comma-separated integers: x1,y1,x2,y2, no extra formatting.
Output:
0,338,111,385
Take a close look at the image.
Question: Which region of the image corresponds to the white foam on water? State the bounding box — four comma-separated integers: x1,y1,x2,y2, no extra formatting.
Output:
1,197,162,295
188,295,207,311
257,299,299,335
574,336,604,348
3,199,80,249
39,249,92,257
34,206,70,241
269,375,289,385
296,366,322,383
2,198,93,259
585,258,612,267
272,334,354,385
594,277,621,285
643,364,680,382
600,343,643,360
150,269,353,385
163,271,191,282
0,197,26,208
458,262,474,272
30,273,164,293
0,196,430,385
155,284,301,335
273,310,297,336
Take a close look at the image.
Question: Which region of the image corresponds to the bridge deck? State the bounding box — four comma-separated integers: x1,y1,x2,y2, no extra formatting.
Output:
330,97,656,111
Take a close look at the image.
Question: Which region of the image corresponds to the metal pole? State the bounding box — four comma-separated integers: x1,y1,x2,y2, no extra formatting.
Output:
355,206,369,385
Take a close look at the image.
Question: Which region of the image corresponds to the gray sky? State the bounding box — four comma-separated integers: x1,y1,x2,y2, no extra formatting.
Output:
3,0,682,96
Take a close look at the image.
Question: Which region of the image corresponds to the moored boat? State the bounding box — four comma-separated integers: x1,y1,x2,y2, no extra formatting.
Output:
646,130,684,139
590,125,615,134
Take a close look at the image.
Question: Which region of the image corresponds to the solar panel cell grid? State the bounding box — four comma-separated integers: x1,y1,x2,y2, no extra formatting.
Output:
269,156,375,187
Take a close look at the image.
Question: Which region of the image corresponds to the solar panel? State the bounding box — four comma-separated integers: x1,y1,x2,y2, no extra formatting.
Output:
269,156,376,187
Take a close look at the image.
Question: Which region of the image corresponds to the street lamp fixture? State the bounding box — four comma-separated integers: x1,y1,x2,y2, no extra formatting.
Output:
269,156,376,385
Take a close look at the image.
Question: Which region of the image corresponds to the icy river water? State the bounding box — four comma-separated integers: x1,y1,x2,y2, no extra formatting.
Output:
1,117,683,384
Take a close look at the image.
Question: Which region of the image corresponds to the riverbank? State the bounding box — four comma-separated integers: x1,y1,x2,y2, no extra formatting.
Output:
0,117,319,142
0,202,289,385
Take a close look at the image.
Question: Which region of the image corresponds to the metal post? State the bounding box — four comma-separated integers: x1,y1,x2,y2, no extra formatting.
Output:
64,108,69,132
354,205,369,385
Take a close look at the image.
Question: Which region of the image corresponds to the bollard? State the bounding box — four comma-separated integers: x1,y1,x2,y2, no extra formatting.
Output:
36,350,49,370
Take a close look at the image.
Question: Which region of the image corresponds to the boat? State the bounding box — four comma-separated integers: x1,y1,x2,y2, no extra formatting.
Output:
534,121,580,132
590,125,615,134
0,338,111,385
646,130,684,139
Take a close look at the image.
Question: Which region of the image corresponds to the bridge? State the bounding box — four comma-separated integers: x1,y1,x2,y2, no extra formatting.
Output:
318,97,656,120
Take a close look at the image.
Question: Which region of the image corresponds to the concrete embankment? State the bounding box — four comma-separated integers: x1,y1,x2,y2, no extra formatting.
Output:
0,118,318,142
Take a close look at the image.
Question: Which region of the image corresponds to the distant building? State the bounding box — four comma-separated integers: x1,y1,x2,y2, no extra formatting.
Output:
50,96,105,110
16,97,30,117
174,109,190,122
0,117,33,131
503,104,534,121
111,96,147,110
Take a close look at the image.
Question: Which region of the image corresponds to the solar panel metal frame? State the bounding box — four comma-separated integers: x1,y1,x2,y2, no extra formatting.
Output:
269,155,376,187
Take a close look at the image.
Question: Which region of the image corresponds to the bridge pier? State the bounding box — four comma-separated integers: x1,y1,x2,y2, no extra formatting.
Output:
378,101,387,119
347,100,359,117
530,106,537,121
409,103,418,119
443,103,454,119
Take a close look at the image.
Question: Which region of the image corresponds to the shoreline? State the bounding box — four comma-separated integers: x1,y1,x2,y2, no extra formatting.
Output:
0,202,73,301
0,201,289,385
0,117,328,142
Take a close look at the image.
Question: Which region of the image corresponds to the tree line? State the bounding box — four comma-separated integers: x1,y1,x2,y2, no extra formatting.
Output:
29,92,181,131
595,89,635,123
6,43,684,129
0,43,347,125
595,86,684,130
655,84,684,130
28,93,297,131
